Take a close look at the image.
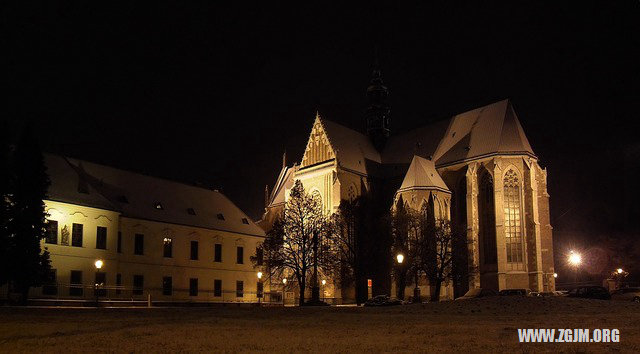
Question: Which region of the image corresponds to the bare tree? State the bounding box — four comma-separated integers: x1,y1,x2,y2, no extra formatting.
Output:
417,219,468,302
391,199,424,301
254,180,333,306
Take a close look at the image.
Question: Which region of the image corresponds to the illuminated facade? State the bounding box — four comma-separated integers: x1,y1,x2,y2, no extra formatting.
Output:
260,69,555,300
31,155,266,303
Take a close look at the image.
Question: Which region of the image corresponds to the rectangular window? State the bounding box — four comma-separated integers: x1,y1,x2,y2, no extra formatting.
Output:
72,223,83,247
45,220,58,244
214,279,222,297
236,280,244,297
163,237,173,258
214,244,222,262
95,272,106,297
134,234,144,255
236,246,243,264
133,275,144,295
70,270,83,296
163,276,172,296
256,247,263,266
189,278,198,296
42,269,57,295
117,232,122,253
190,241,198,260
257,282,263,298
96,226,107,250
116,273,122,295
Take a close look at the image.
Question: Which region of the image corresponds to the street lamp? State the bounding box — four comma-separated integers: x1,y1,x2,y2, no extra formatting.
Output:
568,251,582,283
257,272,263,306
94,259,104,307
553,273,558,278
396,254,404,264
617,268,624,274
321,279,326,302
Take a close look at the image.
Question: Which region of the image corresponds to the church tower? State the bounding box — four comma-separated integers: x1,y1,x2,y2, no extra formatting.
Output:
365,58,391,151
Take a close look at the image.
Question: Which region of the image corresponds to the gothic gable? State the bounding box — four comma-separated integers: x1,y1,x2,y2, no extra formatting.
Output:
301,115,336,168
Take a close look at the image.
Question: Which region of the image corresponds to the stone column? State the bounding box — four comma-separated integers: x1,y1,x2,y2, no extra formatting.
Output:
492,159,507,290
524,159,544,292
465,163,481,289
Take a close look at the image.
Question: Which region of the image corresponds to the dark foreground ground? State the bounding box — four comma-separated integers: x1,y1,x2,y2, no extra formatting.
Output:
0,297,638,353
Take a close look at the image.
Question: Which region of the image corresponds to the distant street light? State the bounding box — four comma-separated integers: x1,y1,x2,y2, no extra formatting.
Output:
553,273,558,278
617,268,624,274
257,272,263,306
396,254,404,264
94,259,104,307
282,278,287,285
321,280,326,302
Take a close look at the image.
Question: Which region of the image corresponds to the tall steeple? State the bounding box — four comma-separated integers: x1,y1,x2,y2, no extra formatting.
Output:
365,49,391,151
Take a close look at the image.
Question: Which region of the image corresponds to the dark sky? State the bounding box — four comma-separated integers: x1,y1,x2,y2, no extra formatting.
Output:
4,2,640,247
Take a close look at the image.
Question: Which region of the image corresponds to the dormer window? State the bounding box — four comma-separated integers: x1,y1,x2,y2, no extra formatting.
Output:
217,213,225,221
117,195,129,203
241,218,249,225
187,208,196,215
154,202,163,210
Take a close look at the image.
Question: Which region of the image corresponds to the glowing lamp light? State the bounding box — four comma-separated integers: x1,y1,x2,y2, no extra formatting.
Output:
553,273,558,278
282,278,287,284
257,272,263,280
94,259,103,270
568,252,582,266
396,254,404,264
617,268,624,274
322,279,326,286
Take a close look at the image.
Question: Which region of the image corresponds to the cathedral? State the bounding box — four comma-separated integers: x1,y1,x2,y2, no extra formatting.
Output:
259,66,555,301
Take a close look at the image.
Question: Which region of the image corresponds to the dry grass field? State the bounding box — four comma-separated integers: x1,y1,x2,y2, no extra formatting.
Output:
0,297,638,353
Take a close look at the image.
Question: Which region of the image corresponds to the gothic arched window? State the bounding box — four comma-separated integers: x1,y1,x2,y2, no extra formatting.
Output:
503,170,524,266
479,172,497,264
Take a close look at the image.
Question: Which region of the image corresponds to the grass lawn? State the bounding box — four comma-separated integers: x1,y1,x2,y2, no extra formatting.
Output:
0,297,638,353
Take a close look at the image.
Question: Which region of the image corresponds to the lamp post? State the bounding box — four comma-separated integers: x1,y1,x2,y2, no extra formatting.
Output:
282,278,287,306
321,279,326,302
94,259,104,307
257,272,263,306
395,253,405,300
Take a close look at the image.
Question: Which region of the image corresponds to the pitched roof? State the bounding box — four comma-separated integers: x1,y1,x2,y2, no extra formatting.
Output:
45,154,265,237
432,99,535,166
267,164,297,208
319,118,381,174
398,155,450,193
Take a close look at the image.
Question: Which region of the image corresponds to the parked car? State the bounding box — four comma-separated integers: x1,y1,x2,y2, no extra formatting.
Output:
610,287,640,303
364,295,403,306
455,288,498,300
567,286,611,300
499,289,532,296
530,291,543,297
554,290,569,296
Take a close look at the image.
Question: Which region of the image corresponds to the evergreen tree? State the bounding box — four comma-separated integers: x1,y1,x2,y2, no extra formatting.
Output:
6,126,51,303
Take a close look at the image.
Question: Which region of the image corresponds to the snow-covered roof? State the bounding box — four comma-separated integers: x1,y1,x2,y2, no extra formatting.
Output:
44,154,265,237
267,164,297,208
319,118,381,174
432,99,535,166
398,155,450,193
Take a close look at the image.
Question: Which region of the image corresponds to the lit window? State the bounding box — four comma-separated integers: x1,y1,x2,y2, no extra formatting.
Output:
187,208,196,215
154,202,163,210
504,170,524,268
217,213,225,220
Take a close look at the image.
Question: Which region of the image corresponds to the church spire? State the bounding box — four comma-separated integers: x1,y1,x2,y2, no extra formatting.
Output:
365,48,390,152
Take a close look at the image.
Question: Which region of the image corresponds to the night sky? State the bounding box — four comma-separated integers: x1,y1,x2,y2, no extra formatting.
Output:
5,2,640,251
